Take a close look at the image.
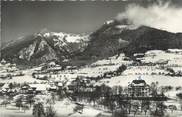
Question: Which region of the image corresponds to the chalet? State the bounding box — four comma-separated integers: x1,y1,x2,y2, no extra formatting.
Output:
1,83,10,92
47,82,57,92
19,84,48,94
41,61,62,73
128,79,150,97
20,84,30,94
57,82,63,89
47,86,57,92
46,65,62,73
0,59,7,65
0,73,11,79
67,78,96,94
29,84,47,94
83,85,96,92
66,66,77,71
33,73,48,80
67,80,82,93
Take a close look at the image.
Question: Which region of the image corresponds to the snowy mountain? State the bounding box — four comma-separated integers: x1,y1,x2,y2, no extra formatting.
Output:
83,19,182,60
1,29,89,65
1,19,182,66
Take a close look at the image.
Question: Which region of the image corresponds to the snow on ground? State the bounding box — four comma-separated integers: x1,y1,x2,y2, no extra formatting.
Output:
165,90,182,99
51,32,88,43
54,99,76,116
77,65,120,77
70,106,102,117
0,97,104,117
122,66,168,75
169,67,182,72
0,106,33,117
54,99,102,117
141,50,182,66
168,49,182,53
34,97,103,117
75,53,132,77
96,75,182,87
165,100,182,110
0,97,33,117
0,75,42,84
91,53,132,66
0,67,43,83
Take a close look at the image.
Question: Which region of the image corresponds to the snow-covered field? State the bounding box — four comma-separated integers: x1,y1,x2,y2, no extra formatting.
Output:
0,106,33,117
122,66,168,75
0,75,43,84
54,99,102,117
1,49,182,117
0,68,43,84
75,53,132,77
141,49,182,66
0,99,104,117
1,50,182,86
96,75,182,87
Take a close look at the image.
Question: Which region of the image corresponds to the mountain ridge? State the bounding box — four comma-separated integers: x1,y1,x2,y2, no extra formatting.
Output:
1,19,182,66
1,30,89,65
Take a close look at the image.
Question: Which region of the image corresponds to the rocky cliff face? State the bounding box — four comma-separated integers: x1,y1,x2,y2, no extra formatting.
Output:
1,30,89,65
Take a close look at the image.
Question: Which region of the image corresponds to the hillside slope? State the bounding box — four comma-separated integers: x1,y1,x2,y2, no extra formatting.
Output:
83,20,182,59
1,19,182,66
1,30,88,65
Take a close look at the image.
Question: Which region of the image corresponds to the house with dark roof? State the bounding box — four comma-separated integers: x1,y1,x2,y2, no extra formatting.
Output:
128,79,150,97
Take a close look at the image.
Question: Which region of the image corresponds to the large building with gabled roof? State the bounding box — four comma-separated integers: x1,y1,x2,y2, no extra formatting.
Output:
128,79,150,97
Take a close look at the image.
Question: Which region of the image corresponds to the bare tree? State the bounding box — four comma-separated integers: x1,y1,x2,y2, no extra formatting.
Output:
32,103,45,117
45,105,56,117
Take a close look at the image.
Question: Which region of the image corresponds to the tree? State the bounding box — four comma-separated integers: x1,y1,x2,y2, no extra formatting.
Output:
151,102,167,117
51,93,56,104
22,103,29,113
73,104,84,114
45,105,56,117
57,88,63,100
150,82,159,96
8,83,13,89
1,99,10,107
141,101,150,115
177,93,182,99
32,103,45,117
116,65,127,75
112,108,128,117
26,95,34,107
132,102,140,117
168,105,177,113
14,95,24,110
117,99,129,115
118,86,123,95
32,73,36,78
166,68,175,75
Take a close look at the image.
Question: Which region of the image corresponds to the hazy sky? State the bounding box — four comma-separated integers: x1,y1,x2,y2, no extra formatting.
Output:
1,0,182,46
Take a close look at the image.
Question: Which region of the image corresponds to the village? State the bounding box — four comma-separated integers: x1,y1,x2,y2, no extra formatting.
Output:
0,73,181,117
1,49,182,117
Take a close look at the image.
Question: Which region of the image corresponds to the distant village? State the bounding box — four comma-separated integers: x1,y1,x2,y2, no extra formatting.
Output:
0,59,24,79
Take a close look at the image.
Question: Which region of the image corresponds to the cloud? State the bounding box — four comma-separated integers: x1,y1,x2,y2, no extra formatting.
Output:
116,2,182,33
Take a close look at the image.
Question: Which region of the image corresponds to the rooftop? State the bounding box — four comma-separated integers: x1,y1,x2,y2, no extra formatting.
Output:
132,79,146,84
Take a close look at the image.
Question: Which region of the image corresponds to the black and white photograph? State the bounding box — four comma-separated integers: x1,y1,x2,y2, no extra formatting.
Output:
1,0,182,117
